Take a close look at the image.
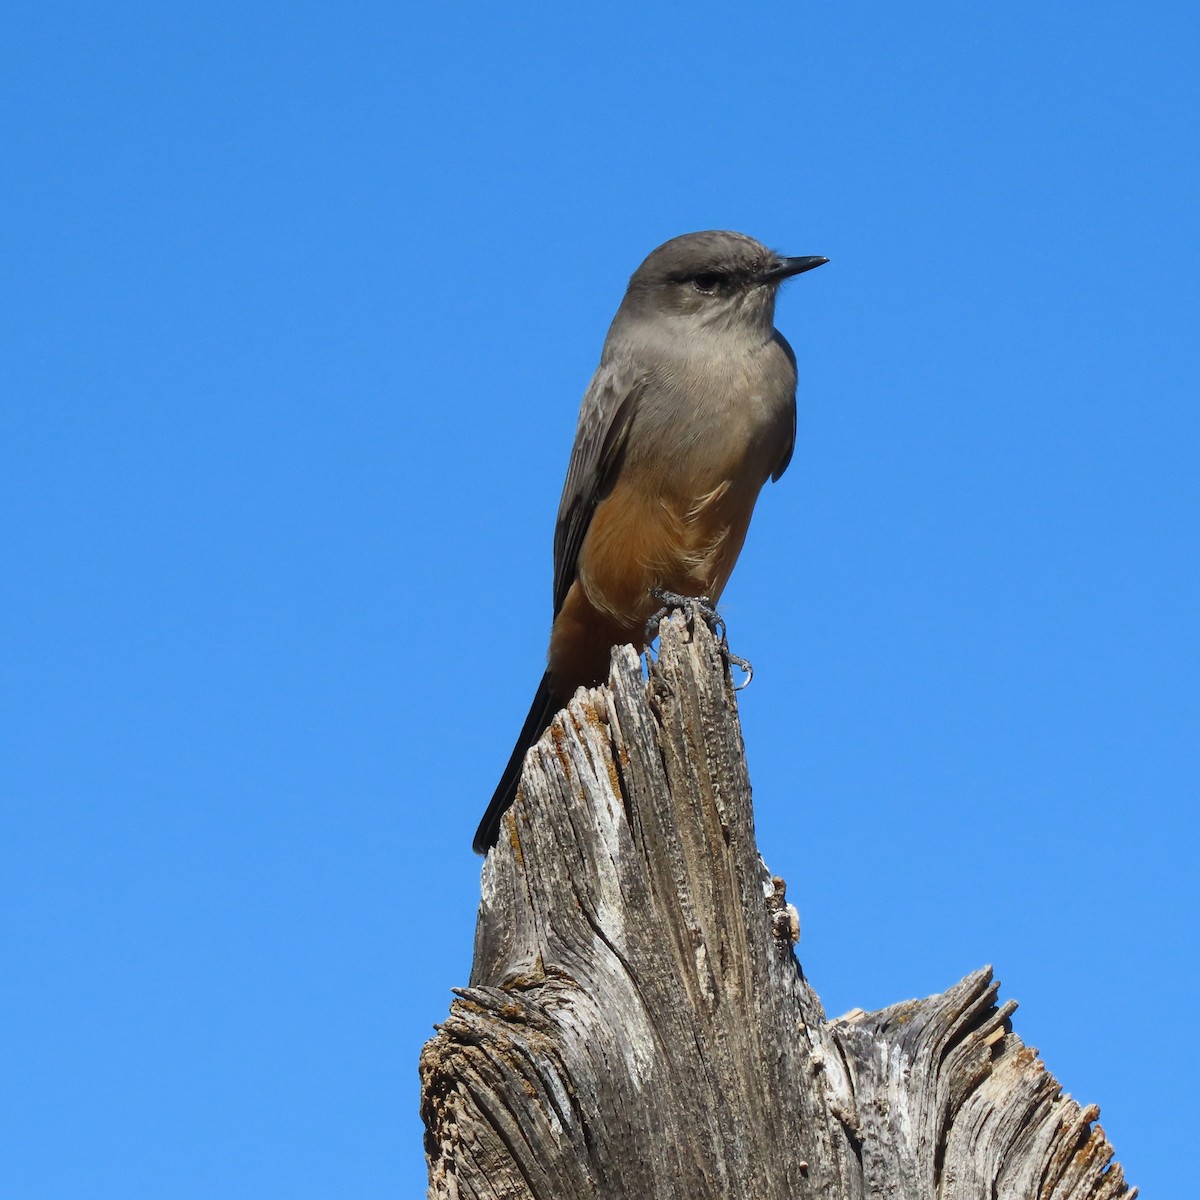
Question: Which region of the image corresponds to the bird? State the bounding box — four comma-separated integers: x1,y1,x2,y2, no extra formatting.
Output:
474,230,827,853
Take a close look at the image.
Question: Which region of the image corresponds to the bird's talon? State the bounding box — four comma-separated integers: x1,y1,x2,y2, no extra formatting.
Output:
725,650,754,690
644,590,751,687
643,604,672,643
647,589,724,639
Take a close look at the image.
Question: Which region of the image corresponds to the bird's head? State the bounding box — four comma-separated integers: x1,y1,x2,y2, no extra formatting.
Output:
619,230,827,337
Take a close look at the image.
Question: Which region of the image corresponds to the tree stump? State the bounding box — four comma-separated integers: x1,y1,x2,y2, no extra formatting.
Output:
420,616,1134,1199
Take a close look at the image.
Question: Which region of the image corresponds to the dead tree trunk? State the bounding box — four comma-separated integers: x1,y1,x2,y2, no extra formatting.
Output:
420,616,1134,1199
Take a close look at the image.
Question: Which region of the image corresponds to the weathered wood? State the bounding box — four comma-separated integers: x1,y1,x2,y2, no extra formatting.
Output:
421,616,1134,1199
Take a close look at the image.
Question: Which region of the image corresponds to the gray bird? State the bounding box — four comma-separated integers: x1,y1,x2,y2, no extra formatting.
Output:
475,230,827,853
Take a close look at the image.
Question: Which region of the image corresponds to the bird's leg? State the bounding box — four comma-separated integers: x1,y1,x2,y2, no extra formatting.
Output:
644,589,754,690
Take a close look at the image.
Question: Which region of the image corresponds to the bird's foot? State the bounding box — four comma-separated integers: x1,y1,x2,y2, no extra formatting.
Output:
644,589,754,690
644,589,719,642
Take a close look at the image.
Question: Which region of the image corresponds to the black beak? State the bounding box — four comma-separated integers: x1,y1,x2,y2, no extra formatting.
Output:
762,255,829,283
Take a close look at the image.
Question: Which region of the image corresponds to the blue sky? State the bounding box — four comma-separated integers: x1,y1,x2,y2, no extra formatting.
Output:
3,2,1196,1195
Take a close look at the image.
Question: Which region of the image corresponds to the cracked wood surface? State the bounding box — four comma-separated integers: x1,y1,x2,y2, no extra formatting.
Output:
420,616,1133,1199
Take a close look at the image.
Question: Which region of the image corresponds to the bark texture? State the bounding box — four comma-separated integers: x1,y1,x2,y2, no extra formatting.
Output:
421,617,1133,1199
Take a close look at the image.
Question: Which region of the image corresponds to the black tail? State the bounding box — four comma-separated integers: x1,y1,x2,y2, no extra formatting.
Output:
473,673,559,854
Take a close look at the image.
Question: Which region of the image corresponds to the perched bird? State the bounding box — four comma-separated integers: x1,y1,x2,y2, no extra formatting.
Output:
474,230,827,853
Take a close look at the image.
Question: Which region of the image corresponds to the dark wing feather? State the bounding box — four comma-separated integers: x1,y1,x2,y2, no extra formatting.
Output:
552,355,644,614
770,332,798,481
772,397,797,481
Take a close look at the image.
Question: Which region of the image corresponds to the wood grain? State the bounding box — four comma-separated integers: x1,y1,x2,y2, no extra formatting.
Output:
421,616,1133,1199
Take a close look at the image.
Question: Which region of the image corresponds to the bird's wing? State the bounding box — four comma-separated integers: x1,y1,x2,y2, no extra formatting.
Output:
772,397,797,481
770,331,798,481
552,354,644,615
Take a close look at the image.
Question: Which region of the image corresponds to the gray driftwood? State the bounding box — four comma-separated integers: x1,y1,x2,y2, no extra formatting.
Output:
421,616,1133,1199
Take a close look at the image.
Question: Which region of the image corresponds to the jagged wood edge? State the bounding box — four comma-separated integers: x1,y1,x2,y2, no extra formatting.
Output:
420,618,1134,1200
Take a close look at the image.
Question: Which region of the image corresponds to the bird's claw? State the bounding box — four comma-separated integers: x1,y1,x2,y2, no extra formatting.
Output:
725,648,754,690
644,589,754,689
644,589,719,642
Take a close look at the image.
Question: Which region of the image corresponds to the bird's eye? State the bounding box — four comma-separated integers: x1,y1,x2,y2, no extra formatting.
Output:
691,272,724,294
